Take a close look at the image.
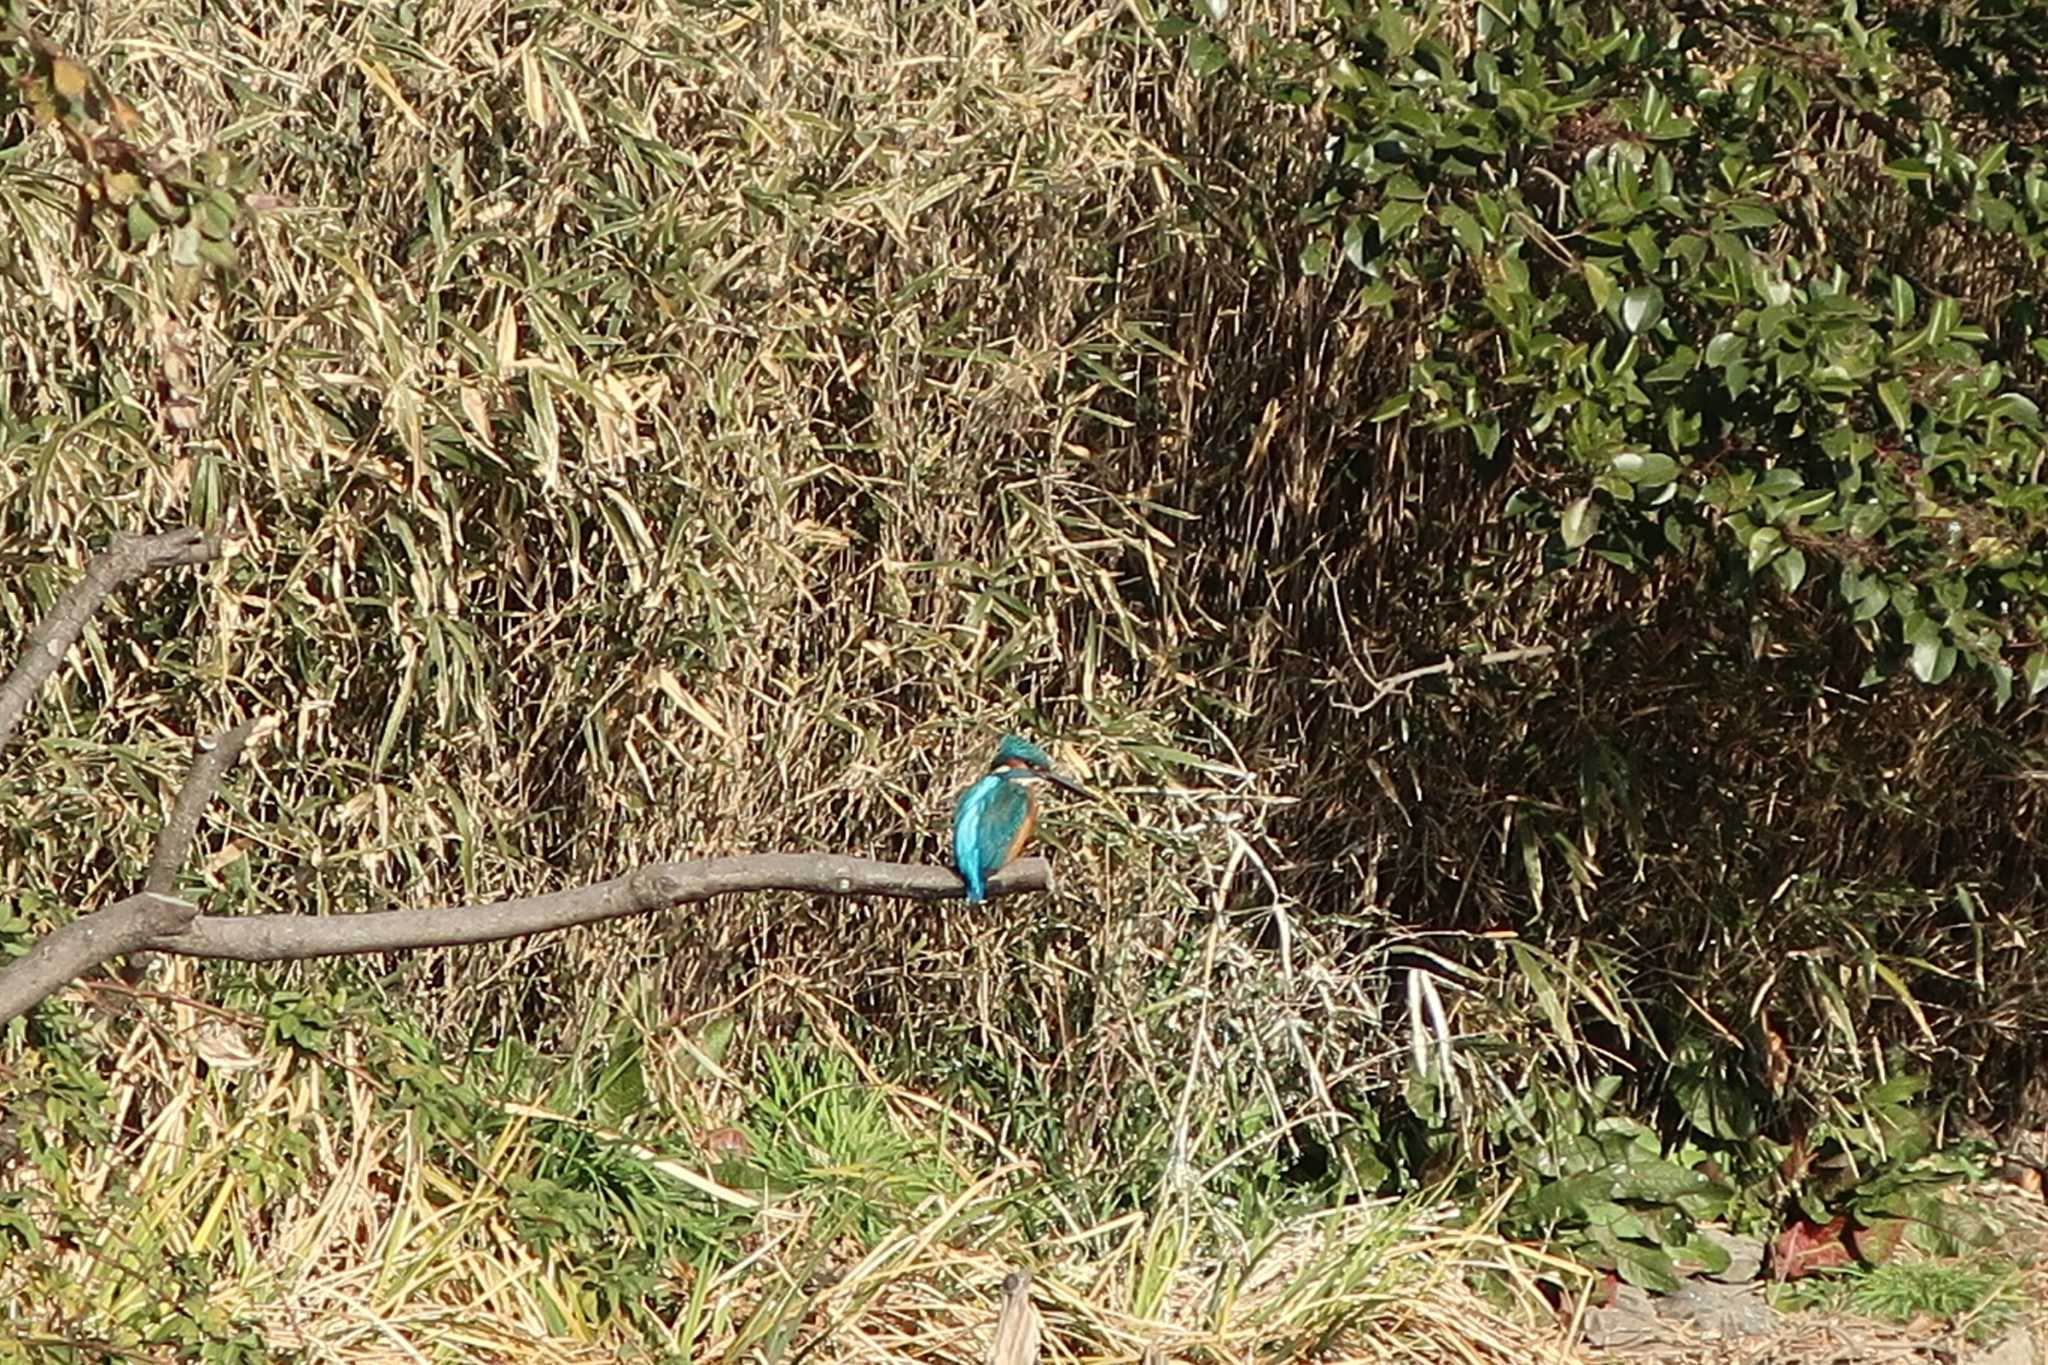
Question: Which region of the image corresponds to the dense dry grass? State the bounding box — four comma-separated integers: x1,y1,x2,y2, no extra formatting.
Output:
4,0,2046,1357
1,992,1585,1361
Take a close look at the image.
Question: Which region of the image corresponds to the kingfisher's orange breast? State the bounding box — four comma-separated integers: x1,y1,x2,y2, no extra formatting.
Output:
1000,794,1039,867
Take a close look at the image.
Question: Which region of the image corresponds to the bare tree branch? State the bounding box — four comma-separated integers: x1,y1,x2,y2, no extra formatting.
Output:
0,855,1052,1027
0,892,201,1028
0,529,220,760
144,718,261,895
0,528,1058,1033
106,717,264,989
1371,644,1558,699
1339,615,1636,715
164,855,1052,959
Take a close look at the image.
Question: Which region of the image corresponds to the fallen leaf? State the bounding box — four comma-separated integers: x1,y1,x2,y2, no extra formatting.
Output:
1847,1218,1906,1265
1771,1217,1852,1280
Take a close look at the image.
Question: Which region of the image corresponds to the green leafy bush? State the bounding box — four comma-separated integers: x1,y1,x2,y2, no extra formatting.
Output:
1230,0,2046,695
1160,0,2048,1284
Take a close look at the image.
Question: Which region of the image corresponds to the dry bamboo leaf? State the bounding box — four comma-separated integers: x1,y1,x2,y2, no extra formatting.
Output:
355,55,427,131
461,384,496,450
496,303,520,372
521,46,551,129
50,57,90,101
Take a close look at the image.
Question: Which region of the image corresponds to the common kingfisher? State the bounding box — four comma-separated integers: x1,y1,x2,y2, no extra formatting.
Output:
952,735,1090,903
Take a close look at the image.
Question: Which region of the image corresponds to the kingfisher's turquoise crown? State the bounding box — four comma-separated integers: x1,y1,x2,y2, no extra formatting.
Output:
992,734,1054,769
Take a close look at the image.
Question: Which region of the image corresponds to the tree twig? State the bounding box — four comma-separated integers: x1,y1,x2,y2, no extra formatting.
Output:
1344,644,1559,713
109,716,264,989
0,855,1054,1027
0,529,220,760
143,718,261,895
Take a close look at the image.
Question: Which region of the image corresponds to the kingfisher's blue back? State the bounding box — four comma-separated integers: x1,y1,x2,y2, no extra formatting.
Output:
950,735,1087,902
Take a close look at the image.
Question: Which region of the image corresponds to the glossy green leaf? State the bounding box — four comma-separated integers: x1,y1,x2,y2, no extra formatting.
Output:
1877,379,1912,434
1611,451,1679,484
126,202,159,248
1721,202,1780,230
1722,359,1753,400
1584,260,1617,313
1342,218,1368,271
1376,198,1426,245
1626,225,1662,272
1621,286,1664,334
1909,637,1951,683
1675,1234,1734,1279
1560,496,1600,549
1187,32,1229,78
1901,611,1940,648
1745,526,1781,574
1771,547,1806,592
1890,275,1916,327
1993,393,2041,427
1438,203,1485,257
1612,1241,1681,1293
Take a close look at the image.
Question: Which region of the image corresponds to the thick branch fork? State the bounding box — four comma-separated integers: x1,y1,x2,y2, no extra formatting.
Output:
0,856,1052,1026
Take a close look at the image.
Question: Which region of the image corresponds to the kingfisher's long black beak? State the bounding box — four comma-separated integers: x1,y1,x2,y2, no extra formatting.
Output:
1041,768,1092,799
